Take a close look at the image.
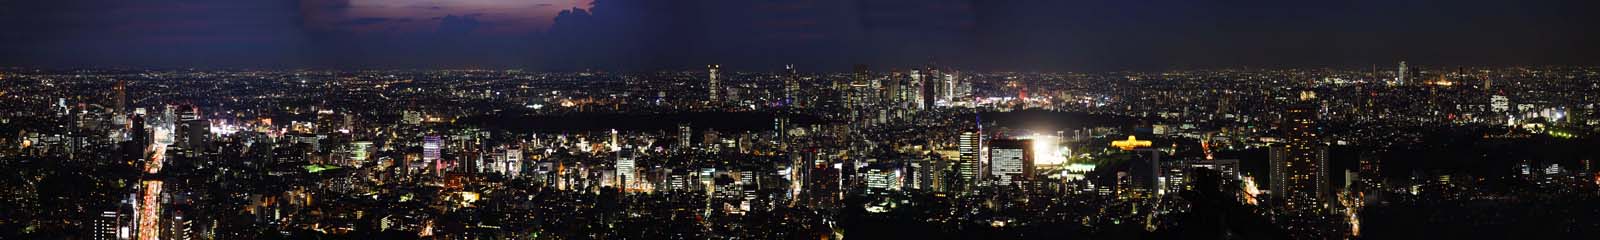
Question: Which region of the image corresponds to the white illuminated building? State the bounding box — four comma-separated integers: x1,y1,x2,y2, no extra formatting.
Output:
865,168,901,193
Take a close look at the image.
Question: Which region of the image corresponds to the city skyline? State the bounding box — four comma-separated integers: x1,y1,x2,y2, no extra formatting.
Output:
2,1,1599,239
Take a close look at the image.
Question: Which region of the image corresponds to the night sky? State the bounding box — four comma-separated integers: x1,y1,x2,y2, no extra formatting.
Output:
1,0,1595,71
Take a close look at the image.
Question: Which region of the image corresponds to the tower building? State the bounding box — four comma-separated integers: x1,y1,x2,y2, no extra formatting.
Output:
958,130,982,190
708,64,721,103
1271,92,1328,211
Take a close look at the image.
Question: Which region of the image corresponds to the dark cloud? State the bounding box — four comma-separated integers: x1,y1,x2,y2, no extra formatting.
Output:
0,0,307,68
1,0,1596,70
339,17,392,26
437,15,482,35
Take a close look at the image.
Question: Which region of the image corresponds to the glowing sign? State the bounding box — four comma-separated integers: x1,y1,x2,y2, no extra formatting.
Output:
1110,135,1152,151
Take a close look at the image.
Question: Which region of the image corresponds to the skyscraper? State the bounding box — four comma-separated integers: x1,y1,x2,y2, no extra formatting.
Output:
1271,93,1328,211
708,64,721,103
958,130,982,190
174,105,208,153
423,135,442,172
92,210,123,240
943,72,957,103
774,117,789,150
784,64,800,105
113,80,127,114
1396,61,1408,85
505,148,522,178
910,68,927,109
849,64,870,108
927,68,943,105
678,123,692,149
883,69,900,108
617,146,636,190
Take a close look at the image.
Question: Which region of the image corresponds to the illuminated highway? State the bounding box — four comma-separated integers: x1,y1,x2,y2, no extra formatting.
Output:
137,144,166,240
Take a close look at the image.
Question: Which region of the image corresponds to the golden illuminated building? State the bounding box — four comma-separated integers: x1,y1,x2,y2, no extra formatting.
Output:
1110,135,1151,151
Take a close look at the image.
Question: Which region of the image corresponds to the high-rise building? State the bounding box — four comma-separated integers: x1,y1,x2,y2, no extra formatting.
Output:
784,64,800,105
910,68,928,109
504,148,522,178
1162,159,1242,195
881,69,899,107
1271,96,1328,211
174,106,209,153
92,210,125,240
864,164,902,194
678,123,693,149
349,141,373,165
774,117,789,150
849,64,870,108
1491,95,1510,113
617,146,636,189
113,80,127,114
988,139,1034,184
1396,61,1408,85
423,135,442,172
943,72,958,103
708,64,721,103
927,68,943,105
957,130,982,189
164,211,193,240
910,156,946,191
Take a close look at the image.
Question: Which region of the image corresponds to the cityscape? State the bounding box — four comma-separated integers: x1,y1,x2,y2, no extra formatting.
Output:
2,1,1599,240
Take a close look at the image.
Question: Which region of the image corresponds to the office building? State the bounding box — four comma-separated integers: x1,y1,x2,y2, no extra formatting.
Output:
708,64,721,102
989,139,1033,184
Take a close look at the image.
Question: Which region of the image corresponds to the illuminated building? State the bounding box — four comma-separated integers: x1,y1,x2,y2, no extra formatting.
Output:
1396,61,1408,85
989,139,1033,184
174,106,209,154
864,165,902,194
910,156,946,191
774,117,789,150
1160,159,1242,195
164,212,192,240
504,148,522,178
958,130,982,189
942,72,957,103
1160,160,1188,195
1271,99,1329,211
423,136,442,173
927,68,942,105
910,68,929,109
1193,159,1241,180
1111,135,1152,151
784,64,800,105
93,210,127,240
1491,95,1510,113
708,64,721,102
678,123,692,149
849,64,871,109
616,146,636,190
349,141,373,164
402,110,423,125
113,80,127,114
739,171,757,211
